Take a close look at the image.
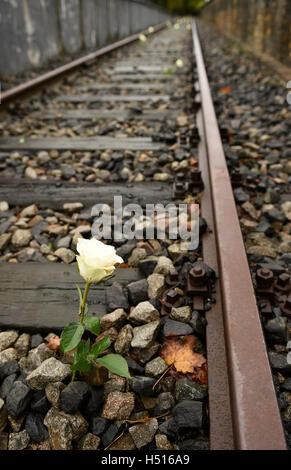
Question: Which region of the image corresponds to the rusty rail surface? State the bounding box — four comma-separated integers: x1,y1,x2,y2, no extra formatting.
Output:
192,20,286,450
1,22,167,104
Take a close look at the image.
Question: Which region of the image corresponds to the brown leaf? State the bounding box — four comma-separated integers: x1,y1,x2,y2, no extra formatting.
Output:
160,335,207,377
46,336,61,351
220,86,231,93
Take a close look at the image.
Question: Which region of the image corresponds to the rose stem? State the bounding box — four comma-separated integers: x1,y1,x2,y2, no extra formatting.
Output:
80,282,91,324
72,281,91,383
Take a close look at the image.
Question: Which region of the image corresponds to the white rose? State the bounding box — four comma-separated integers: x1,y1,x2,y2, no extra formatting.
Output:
139,34,147,42
176,59,184,68
76,238,123,283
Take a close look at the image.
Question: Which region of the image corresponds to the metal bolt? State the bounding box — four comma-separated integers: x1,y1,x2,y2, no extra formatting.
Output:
256,268,274,289
189,266,207,285
173,181,187,199
166,289,179,304
277,273,290,288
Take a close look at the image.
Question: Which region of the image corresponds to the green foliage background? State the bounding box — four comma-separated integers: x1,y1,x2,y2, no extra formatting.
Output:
152,0,205,14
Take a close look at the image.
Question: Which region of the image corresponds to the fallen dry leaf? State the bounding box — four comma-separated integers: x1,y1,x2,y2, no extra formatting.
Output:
220,86,231,93
190,157,198,167
160,335,206,376
46,336,61,351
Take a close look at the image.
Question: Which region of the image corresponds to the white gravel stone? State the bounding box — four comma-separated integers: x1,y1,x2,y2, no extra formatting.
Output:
8,430,30,450
131,320,160,349
128,301,159,325
0,348,18,364
0,201,9,212
19,204,38,218
0,331,19,352
11,229,32,247
54,247,75,264
154,256,174,276
147,273,165,299
145,357,168,378
26,358,72,390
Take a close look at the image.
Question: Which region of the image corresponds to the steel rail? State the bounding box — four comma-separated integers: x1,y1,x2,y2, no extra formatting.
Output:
192,20,286,450
1,22,168,104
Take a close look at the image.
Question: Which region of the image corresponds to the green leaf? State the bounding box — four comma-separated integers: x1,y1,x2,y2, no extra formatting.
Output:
60,322,84,353
83,316,100,336
71,339,92,372
97,354,130,378
88,336,111,360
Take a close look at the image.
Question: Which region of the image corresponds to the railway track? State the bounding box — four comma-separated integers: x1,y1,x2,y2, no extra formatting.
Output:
0,19,287,450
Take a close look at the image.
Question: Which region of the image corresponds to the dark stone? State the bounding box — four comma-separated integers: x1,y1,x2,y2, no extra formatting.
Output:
6,381,32,419
278,395,288,410
116,241,136,262
129,376,158,397
149,297,161,311
91,417,108,436
60,381,90,414
253,196,264,209
257,260,286,276
157,392,175,413
138,258,158,277
125,357,144,375
264,317,287,344
0,360,19,381
279,253,291,268
30,222,48,245
30,334,43,349
234,187,249,203
175,378,208,402
61,165,76,179
127,279,148,305
179,438,209,450
30,390,50,415
263,208,286,224
18,370,30,384
163,319,193,337
281,378,291,392
254,220,275,236
172,400,204,429
158,417,177,436
25,412,49,443
0,373,17,400
269,352,291,376
106,282,129,312
0,220,12,235
81,387,104,419
0,432,8,450
102,423,119,447
189,311,206,338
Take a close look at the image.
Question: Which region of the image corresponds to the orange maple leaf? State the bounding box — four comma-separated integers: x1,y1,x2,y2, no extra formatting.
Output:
46,336,61,351
160,335,206,375
220,86,231,93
